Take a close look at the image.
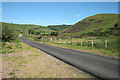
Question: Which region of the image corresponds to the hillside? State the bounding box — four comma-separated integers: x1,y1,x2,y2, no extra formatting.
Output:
48,25,72,31
60,14,119,37
30,25,55,35
1,22,54,35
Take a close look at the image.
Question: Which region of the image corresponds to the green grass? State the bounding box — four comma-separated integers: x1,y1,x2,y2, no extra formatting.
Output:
60,14,119,37
1,22,55,36
2,38,23,54
48,25,72,31
8,72,15,76
27,36,119,58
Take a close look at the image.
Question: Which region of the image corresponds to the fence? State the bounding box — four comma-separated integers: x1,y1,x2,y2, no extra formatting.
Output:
53,38,108,49
27,34,117,53
39,37,118,52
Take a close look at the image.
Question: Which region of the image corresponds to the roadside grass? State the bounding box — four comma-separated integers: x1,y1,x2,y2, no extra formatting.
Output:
2,38,23,54
2,38,93,78
26,36,119,58
47,42,117,57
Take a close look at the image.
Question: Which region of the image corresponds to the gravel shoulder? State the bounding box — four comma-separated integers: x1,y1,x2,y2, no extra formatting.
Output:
2,42,93,78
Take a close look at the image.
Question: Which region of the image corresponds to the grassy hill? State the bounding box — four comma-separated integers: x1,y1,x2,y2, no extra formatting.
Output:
60,14,119,37
1,22,54,35
48,25,72,31
30,25,55,35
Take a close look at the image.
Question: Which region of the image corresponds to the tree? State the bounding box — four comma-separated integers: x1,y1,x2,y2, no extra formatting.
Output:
50,32,58,36
28,28,35,34
114,23,119,29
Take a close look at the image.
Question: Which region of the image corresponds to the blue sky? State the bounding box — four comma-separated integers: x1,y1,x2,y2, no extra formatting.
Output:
2,2,118,26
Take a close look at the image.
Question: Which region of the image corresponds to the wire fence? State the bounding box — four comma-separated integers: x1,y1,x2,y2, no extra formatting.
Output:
39,37,118,51
27,35,118,53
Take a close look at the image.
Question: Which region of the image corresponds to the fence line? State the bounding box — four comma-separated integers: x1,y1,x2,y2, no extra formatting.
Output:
40,37,109,49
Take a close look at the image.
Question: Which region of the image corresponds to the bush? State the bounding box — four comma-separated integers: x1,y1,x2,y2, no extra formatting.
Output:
2,23,15,42
14,38,21,43
50,32,58,36
28,28,35,34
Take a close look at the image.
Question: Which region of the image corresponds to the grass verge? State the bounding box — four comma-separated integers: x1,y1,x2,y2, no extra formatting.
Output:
26,36,119,58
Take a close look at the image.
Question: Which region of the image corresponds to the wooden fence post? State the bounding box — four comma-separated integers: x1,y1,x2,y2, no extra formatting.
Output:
50,38,52,41
66,39,67,43
81,39,82,46
55,38,56,43
105,40,107,49
92,39,94,47
60,38,61,43
72,39,73,45
42,37,44,42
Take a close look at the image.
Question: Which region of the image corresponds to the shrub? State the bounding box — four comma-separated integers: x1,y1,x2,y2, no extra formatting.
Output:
50,32,58,36
2,23,15,42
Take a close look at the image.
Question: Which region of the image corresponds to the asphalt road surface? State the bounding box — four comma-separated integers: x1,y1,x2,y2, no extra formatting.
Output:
20,37,119,79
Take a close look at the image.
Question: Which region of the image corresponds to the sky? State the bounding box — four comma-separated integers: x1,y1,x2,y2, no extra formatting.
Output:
2,0,120,2
2,2,118,26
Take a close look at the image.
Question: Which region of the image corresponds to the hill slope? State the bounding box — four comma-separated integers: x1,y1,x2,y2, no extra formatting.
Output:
48,25,72,31
1,22,54,35
60,14,119,37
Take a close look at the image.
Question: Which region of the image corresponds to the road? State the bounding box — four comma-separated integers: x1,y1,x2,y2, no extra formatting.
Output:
20,37,119,79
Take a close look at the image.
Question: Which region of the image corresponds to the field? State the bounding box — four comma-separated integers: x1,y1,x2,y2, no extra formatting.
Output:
27,36,119,58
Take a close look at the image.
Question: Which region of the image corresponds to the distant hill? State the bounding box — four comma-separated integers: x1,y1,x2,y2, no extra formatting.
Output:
1,22,54,35
48,25,72,31
60,14,119,37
